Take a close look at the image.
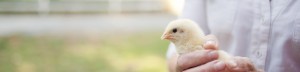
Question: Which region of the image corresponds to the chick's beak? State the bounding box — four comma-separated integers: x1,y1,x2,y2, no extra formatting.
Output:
161,33,173,40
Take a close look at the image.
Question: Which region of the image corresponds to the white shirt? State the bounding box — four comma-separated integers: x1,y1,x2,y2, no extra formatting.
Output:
167,0,300,71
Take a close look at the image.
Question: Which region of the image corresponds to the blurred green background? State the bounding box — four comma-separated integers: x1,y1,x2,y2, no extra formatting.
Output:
0,0,183,72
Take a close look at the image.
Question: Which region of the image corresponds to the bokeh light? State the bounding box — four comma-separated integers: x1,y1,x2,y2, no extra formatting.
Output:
0,0,183,72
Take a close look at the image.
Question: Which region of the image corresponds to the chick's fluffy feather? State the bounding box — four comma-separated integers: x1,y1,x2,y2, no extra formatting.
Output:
162,19,232,61
163,19,205,54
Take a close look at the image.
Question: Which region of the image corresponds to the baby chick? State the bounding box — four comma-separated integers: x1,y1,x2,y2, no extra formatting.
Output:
161,19,231,61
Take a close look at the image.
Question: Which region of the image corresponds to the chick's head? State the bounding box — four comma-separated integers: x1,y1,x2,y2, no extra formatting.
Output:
161,19,204,43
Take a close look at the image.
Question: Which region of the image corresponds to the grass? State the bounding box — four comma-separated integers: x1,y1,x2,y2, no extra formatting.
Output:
0,31,169,72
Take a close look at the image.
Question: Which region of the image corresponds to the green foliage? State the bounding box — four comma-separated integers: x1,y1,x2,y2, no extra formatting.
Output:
0,32,169,72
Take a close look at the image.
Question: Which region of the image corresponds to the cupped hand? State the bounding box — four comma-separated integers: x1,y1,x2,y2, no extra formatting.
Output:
204,35,261,72
175,35,225,72
171,35,260,72
177,50,226,72
225,56,261,72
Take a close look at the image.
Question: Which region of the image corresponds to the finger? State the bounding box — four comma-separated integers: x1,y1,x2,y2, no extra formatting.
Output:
240,57,256,71
177,50,219,71
183,60,226,72
203,35,219,50
227,57,246,71
227,57,256,72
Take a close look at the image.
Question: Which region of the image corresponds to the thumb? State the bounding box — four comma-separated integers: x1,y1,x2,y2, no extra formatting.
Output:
203,35,219,50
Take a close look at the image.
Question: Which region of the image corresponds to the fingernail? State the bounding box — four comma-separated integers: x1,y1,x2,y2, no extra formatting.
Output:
205,40,216,45
208,51,218,59
215,61,225,71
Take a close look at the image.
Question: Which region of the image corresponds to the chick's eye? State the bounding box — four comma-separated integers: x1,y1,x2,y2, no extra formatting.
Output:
172,28,177,33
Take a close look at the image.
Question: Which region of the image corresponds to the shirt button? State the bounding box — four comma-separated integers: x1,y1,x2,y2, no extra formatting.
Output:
256,51,262,58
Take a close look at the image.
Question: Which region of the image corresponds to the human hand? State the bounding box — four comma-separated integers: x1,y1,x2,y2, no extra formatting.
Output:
176,50,226,72
225,56,261,72
175,35,226,72
168,35,260,72
204,35,260,72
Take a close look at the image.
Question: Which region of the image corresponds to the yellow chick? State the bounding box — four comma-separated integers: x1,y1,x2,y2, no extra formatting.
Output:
161,19,231,61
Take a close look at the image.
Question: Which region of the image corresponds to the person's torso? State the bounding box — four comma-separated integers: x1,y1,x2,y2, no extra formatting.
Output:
205,0,300,71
